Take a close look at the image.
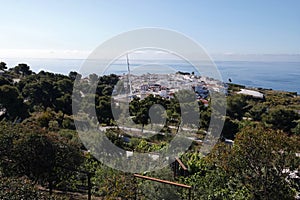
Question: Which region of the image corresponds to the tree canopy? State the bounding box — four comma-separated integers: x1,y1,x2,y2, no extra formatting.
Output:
0,62,299,199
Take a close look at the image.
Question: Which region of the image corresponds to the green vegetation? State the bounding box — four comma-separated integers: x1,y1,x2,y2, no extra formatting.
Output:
0,62,299,199
182,125,299,199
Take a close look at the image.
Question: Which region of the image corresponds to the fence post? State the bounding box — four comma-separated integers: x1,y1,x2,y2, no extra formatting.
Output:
49,180,53,195
49,170,53,196
134,177,138,200
87,173,92,200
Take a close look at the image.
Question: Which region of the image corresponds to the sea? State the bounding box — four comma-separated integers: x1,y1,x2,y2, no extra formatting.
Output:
2,58,300,94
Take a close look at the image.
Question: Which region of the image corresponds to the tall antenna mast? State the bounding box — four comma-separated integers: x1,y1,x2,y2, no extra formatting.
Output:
126,54,132,95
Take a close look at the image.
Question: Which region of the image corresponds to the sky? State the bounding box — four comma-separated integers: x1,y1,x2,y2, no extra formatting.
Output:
0,0,299,60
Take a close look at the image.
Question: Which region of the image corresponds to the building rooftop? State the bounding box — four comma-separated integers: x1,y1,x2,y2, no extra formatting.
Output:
237,89,264,99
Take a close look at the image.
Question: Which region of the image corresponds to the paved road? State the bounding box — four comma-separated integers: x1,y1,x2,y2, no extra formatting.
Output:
99,125,205,141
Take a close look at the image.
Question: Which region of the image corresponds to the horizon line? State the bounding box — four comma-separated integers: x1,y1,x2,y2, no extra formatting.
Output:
0,49,299,62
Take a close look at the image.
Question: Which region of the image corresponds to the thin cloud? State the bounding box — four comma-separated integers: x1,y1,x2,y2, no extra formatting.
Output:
0,49,91,59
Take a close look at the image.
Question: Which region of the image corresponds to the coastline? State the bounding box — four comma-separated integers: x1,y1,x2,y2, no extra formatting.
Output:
1,58,299,94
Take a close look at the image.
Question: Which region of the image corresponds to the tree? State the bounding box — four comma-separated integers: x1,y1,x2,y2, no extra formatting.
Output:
99,74,119,86
55,78,73,94
139,167,182,200
0,62,7,71
292,122,300,135
93,166,136,199
134,107,149,133
0,176,66,200
22,77,60,110
263,106,299,133
0,76,11,86
212,125,299,199
54,78,74,120
11,63,33,76
227,94,248,120
89,73,98,85
246,103,267,121
182,158,250,200
182,125,299,200
68,71,81,81
0,85,28,120
221,117,239,139
130,95,156,132
55,93,72,115
0,122,84,191
199,106,211,130
18,72,74,112
95,95,114,125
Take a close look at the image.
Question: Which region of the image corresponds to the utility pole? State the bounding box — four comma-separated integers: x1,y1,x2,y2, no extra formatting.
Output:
127,54,132,96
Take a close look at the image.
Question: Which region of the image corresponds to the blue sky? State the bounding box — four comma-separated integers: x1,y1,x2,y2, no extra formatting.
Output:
0,0,299,60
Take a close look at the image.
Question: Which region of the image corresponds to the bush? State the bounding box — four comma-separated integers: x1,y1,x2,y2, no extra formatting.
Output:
0,176,66,200
0,121,84,191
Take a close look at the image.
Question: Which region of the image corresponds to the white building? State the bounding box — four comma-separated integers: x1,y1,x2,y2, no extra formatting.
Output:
237,89,264,99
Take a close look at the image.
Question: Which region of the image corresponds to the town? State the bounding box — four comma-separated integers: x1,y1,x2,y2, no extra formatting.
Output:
114,71,228,105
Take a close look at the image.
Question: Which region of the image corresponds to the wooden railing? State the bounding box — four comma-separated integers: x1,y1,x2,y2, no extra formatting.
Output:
134,173,192,200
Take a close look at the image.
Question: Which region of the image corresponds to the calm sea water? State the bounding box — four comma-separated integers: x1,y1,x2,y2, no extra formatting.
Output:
216,61,300,94
3,58,300,94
